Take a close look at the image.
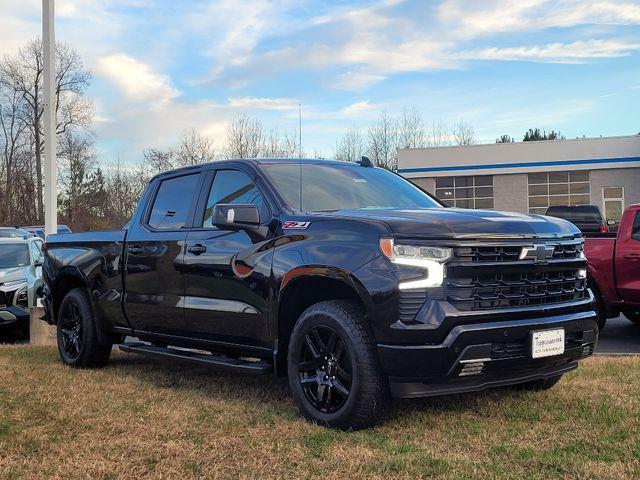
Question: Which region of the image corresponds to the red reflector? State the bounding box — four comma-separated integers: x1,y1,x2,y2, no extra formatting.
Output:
600,224,607,233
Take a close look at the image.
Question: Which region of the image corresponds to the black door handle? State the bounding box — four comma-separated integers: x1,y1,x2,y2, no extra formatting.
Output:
128,245,143,255
187,244,207,255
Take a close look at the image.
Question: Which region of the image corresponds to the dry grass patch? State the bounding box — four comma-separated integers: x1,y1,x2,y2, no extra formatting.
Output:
1,347,639,479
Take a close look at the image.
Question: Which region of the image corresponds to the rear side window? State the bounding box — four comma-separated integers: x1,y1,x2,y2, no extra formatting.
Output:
202,170,269,227
148,174,200,230
632,212,640,241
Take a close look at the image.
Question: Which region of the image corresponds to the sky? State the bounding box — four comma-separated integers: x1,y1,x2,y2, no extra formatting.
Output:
1,0,640,165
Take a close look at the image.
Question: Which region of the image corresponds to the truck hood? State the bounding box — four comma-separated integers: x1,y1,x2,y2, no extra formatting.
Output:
321,208,580,240
0,266,29,284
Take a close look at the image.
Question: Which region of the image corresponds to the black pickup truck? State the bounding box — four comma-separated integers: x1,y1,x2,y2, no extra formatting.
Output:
42,159,597,429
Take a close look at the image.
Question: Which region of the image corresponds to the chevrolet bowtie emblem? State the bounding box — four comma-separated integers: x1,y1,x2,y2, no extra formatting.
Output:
519,244,555,264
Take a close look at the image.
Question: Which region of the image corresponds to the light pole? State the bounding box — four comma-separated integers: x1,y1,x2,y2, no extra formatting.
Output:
42,0,57,236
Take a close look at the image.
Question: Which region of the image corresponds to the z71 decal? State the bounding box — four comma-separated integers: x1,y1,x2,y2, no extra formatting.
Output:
283,220,311,230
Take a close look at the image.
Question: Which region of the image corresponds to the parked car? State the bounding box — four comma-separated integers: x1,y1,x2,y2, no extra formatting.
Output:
22,225,72,240
0,227,33,238
42,159,597,429
585,203,640,330
0,235,45,338
545,205,607,233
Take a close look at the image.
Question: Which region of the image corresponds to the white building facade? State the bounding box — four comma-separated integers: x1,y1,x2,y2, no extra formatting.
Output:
398,135,640,224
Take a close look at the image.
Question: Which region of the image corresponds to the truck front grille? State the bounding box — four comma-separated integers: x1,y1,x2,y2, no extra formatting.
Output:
455,241,583,263
0,290,14,308
447,240,587,311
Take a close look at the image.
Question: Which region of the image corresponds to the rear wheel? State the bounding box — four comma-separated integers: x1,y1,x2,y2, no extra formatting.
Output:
287,300,389,430
623,309,640,326
515,374,562,391
57,288,111,368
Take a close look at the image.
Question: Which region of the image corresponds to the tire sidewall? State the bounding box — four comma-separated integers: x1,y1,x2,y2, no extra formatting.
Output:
57,288,91,366
287,306,364,426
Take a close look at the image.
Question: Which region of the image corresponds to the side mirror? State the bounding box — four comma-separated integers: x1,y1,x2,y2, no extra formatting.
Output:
607,219,616,226
213,204,260,231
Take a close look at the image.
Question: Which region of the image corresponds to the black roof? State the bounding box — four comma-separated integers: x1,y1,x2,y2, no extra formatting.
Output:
151,158,356,181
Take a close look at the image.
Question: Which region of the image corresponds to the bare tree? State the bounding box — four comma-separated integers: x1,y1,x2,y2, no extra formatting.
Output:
496,134,514,143
0,88,29,221
175,129,217,165
452,118,477,146
366,109,398,170
103,160,148,227
0,39,92,221
143,129,217,174
224,113,263,159
334,127,365,163
426,120,450,147
397,107,426,149
262,128,300,158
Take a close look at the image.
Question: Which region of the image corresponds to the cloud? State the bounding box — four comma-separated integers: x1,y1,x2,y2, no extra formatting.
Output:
459,39,640,63
228,97,298,110
96,53,180,105
331,71,387,90
341,101,382,116
438,0,640,38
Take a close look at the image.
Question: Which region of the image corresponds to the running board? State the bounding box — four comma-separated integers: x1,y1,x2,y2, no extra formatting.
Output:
118,342,273,374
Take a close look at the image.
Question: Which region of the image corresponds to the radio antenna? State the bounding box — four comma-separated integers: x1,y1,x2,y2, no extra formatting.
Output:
298,103,303,211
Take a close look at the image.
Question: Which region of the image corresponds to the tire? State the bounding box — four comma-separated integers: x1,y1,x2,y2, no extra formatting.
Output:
56,288,112,368
515,374,562,391
591,289,607,331
287,300,389,430
623,309,640,326
18,317,30,340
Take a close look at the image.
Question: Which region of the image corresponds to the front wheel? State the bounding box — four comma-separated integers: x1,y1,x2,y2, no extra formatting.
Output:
57,288,112,368
287,300,389,430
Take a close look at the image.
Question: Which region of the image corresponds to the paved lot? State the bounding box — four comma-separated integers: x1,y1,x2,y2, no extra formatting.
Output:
596,314,640,355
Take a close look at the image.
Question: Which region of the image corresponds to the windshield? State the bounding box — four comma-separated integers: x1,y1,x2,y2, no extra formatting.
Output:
263,163,442,212
0,228,30,238
0,243,30,269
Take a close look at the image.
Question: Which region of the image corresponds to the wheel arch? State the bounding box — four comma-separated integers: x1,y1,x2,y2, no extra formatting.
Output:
51,268,90,324
273,267,372,376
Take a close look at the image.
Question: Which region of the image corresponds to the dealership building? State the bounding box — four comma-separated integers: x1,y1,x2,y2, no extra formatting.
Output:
398,135,640,224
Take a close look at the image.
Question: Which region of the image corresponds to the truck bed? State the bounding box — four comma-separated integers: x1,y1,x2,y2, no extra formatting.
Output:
44,229,129,331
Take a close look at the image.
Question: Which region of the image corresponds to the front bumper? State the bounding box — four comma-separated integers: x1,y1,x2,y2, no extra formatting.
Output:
378,308,597,398
0,306,29,327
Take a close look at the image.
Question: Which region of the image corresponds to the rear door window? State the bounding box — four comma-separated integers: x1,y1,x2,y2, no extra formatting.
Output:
148,174,200,230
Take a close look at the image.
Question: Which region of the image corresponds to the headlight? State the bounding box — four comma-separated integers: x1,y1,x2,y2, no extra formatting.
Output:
379,238,452,289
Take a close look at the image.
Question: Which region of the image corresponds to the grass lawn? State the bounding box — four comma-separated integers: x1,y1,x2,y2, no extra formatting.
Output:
1,346,639,479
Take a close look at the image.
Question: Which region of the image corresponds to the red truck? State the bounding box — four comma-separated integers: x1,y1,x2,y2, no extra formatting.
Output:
586,203,640,329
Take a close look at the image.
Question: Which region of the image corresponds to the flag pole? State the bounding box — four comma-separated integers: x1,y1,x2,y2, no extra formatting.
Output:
43,0,57,237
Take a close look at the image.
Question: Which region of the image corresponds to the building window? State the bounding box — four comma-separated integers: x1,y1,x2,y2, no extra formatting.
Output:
527,171,590,215
435,175,493,209
603,186,624,230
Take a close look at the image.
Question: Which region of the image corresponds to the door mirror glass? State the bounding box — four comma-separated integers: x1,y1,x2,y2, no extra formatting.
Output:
213,204,260,230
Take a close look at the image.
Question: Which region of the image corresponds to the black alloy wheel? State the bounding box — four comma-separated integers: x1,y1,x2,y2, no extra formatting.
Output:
297,325,353,414
60,300,83,360
287,300,389,430
56,288,112,368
